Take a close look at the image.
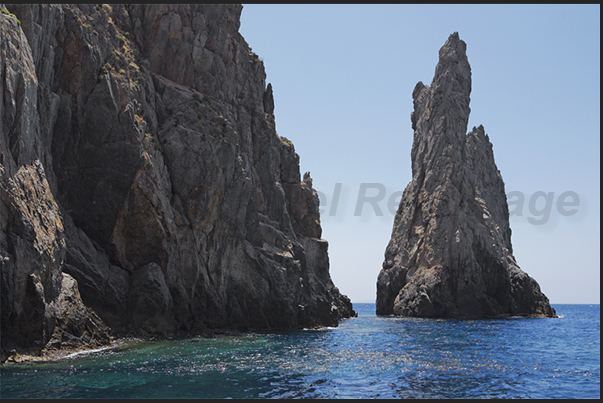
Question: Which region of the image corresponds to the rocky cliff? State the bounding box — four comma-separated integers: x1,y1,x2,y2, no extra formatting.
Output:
0,4,355,361
376,33,555,319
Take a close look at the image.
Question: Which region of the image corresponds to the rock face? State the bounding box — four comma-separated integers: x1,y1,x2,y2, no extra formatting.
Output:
376,33,555,319
1,4,355,361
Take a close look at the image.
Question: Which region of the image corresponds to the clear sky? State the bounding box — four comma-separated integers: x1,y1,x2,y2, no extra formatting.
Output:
239,4,600,304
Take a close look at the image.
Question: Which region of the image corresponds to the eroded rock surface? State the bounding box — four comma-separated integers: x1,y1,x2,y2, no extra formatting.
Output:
1,4,354,362
376,33,555,319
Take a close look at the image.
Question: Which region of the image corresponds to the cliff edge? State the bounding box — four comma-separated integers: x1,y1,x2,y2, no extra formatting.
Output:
1,4,355,361
376,33,556,319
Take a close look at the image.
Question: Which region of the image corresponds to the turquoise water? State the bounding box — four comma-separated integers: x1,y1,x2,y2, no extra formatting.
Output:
0,304,599,398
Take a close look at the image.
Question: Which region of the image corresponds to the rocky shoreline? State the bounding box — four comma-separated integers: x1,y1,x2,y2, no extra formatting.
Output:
3,339,123,364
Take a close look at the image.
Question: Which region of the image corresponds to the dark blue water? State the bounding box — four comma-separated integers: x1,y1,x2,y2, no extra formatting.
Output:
0,304,599,399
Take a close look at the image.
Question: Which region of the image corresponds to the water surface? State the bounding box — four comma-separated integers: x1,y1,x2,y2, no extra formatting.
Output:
1,304,599,398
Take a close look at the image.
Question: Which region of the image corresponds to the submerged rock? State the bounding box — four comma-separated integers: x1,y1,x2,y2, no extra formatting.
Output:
376,33,555,319
1,4,354,361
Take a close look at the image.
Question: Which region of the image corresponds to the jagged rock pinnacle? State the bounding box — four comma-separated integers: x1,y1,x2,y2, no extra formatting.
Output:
376,33,555,319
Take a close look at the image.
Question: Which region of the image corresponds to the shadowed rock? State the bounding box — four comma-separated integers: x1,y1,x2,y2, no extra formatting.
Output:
376,33,556,319
1,4,354,361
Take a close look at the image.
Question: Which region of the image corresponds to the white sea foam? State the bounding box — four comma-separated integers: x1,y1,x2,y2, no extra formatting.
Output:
62,346,114,360
302,326,337,331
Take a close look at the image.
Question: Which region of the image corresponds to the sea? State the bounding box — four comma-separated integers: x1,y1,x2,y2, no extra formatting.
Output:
0,303,599,399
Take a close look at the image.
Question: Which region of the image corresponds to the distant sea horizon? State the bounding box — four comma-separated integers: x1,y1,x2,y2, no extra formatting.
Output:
1,303,599,399
352,299,601,306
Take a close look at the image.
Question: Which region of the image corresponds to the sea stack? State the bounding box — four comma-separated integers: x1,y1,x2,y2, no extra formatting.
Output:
1,4,354,361
376,33,556,318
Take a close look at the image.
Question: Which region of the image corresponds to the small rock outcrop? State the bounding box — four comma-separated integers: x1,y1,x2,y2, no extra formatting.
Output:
1,4,354,361
376,33,556,319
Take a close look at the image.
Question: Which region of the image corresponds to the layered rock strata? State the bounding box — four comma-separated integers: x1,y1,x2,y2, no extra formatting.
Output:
376,33,555,319
1,4,355,361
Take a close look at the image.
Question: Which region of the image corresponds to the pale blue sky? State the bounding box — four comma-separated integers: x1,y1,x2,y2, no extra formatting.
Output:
239,4,600,304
